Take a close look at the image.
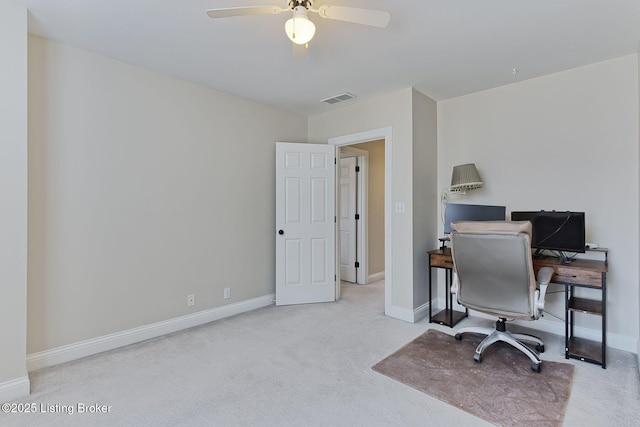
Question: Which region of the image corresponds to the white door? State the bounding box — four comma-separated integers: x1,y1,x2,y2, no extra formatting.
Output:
339,156,357,283
275,142,336,305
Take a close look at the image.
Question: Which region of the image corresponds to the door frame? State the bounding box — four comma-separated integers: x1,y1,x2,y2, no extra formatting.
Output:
339,146,369,285
329,127,392,317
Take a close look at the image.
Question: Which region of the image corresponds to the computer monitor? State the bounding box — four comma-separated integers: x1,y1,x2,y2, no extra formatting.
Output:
510,211,586,261
444,203,506,234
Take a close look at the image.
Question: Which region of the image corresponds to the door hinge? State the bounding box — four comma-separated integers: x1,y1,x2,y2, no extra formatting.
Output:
355,214,360,220
355,166,360,172
355,262,360,268
335,274,337,281
334,158,337,165
334,216,337,223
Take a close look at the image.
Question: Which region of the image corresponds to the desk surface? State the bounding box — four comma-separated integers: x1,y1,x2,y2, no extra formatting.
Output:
428,247,607,289
428,248,607,272
531,255,607,273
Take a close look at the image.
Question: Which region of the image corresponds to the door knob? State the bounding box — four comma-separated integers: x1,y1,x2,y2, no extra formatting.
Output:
278,229,284,235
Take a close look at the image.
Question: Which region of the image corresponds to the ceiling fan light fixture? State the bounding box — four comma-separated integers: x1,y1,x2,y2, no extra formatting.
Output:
285,6,316,45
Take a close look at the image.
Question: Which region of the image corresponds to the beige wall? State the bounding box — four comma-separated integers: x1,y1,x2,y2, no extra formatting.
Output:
351,139,385,275
27,35,308,353
438,55,639,350
0,0,29,395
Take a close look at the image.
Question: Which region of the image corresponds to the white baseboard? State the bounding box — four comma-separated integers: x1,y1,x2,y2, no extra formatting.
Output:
386,302,431,324
368,271,385,283
412,301,430,323
431,298,638,354
467,309,638,354
27,294,275,372
385,304,415,322
0,376,30,402
637,340,640,376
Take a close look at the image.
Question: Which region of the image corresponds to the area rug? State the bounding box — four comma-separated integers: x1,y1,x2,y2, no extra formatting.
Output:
372,329,574,427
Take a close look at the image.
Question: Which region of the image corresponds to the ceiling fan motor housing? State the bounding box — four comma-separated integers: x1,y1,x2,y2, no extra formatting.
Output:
289,0,313,10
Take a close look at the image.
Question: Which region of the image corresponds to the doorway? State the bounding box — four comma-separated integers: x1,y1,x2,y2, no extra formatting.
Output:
339,147,367,284
329,127,392,316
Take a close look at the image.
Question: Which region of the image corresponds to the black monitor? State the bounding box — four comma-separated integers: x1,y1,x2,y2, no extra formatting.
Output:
444,203,506,234
510,211,586,261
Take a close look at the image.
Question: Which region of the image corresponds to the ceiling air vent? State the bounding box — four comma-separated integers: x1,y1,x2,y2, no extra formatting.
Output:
321,92,356,105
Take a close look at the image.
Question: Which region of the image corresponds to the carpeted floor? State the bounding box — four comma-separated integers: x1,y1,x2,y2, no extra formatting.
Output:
1,280,638,426
372,329,574,427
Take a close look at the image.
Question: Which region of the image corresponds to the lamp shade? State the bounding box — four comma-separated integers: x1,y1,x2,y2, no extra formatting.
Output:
285,6,316,45
450,163,483,193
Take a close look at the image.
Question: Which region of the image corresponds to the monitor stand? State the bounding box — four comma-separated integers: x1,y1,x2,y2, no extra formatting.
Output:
558,251,573,264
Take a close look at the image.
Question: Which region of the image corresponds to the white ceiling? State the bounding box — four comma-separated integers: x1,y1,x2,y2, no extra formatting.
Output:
15,0,640,117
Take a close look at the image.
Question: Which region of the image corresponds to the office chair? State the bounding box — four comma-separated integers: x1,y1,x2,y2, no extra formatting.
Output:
450,221,554,372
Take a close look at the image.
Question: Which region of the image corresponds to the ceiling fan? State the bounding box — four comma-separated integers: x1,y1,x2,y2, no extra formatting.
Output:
206,1,391,49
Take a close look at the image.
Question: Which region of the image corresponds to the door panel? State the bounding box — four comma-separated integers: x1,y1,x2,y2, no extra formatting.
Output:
285,239,302,285
339,157,357,282
276,142,335,305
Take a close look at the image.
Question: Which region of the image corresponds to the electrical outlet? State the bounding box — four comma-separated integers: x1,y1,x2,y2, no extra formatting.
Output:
187,294,195,307
224,288,231,299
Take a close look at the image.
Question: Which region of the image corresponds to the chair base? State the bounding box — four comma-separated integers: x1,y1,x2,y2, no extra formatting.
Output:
454,318,544,372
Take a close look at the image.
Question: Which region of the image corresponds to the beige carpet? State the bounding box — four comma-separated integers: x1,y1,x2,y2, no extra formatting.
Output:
372,329,575,427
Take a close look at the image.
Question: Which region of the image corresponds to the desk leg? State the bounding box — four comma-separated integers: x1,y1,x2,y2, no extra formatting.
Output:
428,256,433,323
564,285,570,359
569,286,575,342
447,268,453,327
602,274,607,368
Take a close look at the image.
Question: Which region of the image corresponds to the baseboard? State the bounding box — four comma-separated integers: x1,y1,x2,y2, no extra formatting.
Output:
0,376,30,402
27,294,275,372
431,299,638,354
368,271,385,283
637,340,640,376
468,310,638,354
385,304,415,322
412,301,430,322
387,301,435,323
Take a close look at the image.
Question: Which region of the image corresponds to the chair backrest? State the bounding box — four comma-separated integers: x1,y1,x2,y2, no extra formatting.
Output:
450,221,537,320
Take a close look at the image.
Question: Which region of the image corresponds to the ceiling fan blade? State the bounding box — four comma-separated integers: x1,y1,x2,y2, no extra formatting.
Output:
315,5,390,28
206,6,285,19
292,42,309,60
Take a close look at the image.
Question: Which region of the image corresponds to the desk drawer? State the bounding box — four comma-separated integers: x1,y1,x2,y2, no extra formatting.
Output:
430,254,453,269
538,266,603,288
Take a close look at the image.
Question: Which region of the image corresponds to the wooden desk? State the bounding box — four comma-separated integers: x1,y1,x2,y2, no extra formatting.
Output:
532,255,608,368
427,248,608,368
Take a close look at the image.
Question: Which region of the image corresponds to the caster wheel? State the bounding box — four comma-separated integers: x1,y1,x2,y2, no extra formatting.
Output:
473,353,482,363
455,333,462,341
531,363,541,373
536,344,545,353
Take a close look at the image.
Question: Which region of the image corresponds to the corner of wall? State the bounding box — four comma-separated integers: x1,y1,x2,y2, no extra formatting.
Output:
637,49,640,376
410,88,438,310
0,0,29,398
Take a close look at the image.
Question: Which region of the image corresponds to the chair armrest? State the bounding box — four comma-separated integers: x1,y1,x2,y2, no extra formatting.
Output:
451,272,459,295
534,267,553,315
536,267,553,286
